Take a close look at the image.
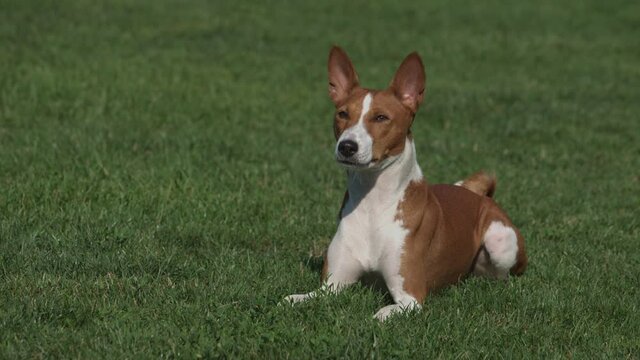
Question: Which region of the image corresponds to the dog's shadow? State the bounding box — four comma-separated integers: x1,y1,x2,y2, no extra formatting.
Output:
303,255,324,274
302,255,394,304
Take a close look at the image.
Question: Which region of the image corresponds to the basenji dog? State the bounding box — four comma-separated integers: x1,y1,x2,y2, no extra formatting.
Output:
284,46,528,321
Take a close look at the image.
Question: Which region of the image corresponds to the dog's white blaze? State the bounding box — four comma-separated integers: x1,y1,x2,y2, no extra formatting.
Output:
357,93,372,123
483,221,518,272
336,93,373,164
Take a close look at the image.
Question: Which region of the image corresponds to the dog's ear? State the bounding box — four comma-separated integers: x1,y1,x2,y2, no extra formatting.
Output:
328,46,359,104
390,52,425,113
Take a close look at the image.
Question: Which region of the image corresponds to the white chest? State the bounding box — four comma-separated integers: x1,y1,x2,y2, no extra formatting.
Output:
325,138,423,282
336,189,409,273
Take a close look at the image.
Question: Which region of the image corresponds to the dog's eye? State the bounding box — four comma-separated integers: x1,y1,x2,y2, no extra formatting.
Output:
374,114,389,122
337,111,349,120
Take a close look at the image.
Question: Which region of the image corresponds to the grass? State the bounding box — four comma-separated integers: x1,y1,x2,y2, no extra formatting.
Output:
1,0,639,357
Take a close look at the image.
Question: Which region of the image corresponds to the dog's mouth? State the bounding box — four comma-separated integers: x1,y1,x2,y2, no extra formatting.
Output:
336,158,377,168
338,159,366,167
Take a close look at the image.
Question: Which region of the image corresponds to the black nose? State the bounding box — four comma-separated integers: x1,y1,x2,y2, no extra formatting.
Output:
338,140,358,157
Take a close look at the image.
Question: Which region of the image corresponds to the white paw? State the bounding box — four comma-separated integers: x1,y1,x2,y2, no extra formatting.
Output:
374,301,421,321
281,293,313,305
374,304,403,321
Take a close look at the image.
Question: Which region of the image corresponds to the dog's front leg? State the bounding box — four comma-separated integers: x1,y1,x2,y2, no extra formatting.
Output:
283,235,364,304
373,269,423,321
373,294,420,321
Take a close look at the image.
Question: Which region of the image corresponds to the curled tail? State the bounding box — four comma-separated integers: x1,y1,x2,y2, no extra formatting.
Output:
455,171,496,198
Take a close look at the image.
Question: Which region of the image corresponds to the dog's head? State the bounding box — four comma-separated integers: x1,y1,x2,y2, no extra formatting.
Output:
329,46,425,170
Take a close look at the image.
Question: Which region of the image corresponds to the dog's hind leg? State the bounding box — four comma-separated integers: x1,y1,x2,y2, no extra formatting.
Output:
473,221,519,279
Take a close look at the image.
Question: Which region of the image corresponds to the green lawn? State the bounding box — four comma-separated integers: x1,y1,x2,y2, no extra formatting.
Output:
1,0,639,357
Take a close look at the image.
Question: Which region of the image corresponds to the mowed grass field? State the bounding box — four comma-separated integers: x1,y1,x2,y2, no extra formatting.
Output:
1,0,639,357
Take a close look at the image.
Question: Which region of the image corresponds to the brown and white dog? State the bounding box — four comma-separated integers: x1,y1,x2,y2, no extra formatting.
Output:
284,47,528,321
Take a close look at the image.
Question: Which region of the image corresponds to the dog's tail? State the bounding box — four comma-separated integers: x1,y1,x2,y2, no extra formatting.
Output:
455,171,496,198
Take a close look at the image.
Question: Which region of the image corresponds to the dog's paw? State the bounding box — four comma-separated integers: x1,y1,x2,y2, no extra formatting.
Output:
374,302,420,321
373,304,402,321
280,293,312,306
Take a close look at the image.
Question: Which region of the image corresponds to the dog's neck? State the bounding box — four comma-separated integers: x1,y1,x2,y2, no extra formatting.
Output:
345,137,423,205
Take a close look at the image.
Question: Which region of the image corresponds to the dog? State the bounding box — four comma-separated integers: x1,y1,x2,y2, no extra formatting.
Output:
284,46,528,321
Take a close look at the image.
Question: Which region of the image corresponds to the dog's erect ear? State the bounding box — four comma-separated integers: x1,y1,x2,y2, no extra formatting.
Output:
390,52,425,113
328,46,359,104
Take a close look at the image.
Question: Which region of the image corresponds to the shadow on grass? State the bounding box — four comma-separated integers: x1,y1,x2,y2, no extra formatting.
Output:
302,255,323,273
301,255,394,304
